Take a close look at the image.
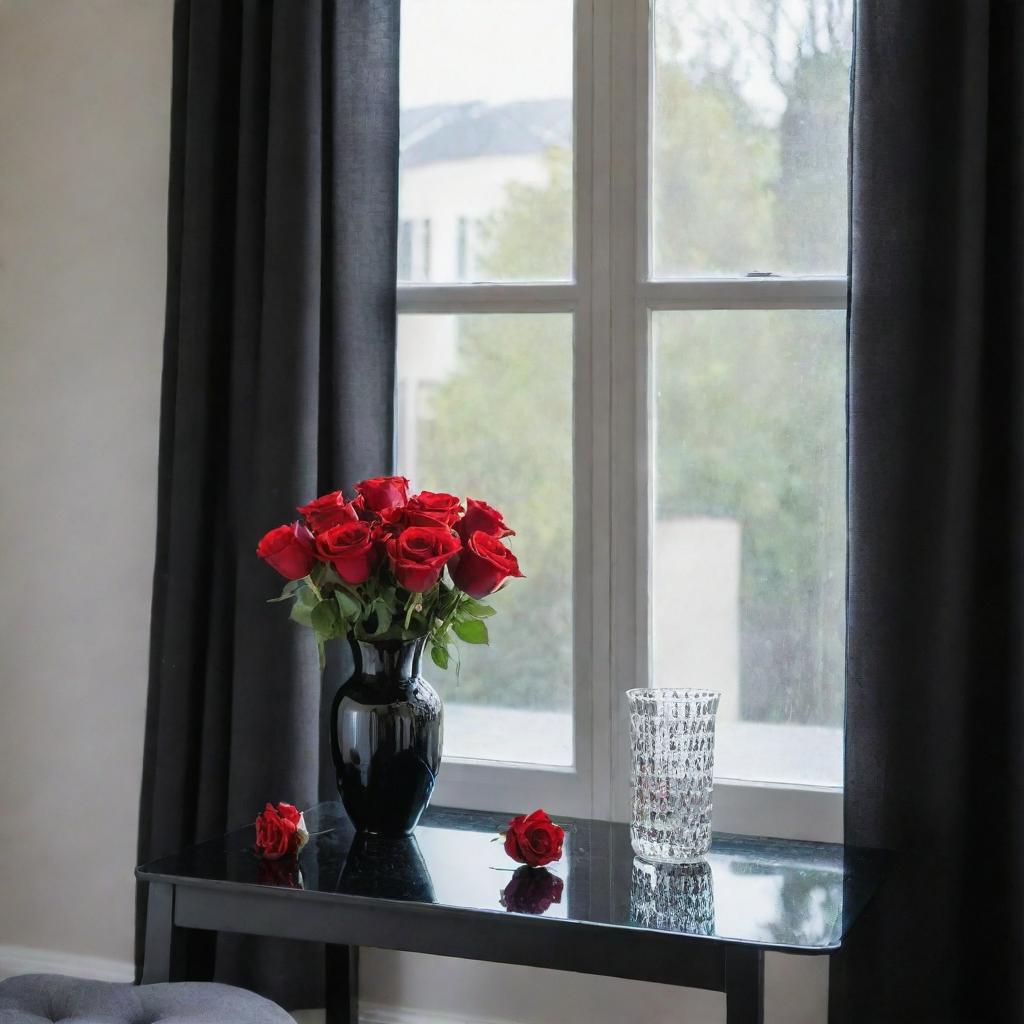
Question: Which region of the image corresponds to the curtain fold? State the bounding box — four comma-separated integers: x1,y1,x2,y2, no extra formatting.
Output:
833,1,1024,1020
136,0,399,1008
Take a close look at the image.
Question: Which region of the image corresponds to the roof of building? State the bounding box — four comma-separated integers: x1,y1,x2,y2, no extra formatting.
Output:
400,98,571,168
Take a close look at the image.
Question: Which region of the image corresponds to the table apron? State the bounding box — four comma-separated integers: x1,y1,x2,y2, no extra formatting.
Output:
171,885,730,992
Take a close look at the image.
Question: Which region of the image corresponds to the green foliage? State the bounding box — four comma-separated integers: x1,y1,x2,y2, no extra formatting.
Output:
453,619,489,645
269,560,500,673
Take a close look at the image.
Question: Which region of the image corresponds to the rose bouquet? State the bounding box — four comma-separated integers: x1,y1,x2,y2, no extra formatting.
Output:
257,475,524,670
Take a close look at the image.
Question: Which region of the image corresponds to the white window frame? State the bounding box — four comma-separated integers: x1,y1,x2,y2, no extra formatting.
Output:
397,0,845,842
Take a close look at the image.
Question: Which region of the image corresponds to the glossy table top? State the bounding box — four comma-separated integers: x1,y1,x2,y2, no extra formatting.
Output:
137,802,886,954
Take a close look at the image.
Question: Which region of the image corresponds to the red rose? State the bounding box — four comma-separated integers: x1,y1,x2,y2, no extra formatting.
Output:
275,802,302,828
255,802,308,861
450,531,524,599
500,866,564,915
455,498,515,543
256,521,317,581
375,505,409,537
502,809,564,868
315,521,380,584
354,475,410,513
297,491,364,534
405,491,464,528
386,526,461,593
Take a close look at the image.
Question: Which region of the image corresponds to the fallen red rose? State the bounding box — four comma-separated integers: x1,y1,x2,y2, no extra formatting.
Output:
502,809,564,868
255,802,309,861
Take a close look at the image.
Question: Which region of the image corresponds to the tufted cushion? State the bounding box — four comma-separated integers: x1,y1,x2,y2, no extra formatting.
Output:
0,975,294,1024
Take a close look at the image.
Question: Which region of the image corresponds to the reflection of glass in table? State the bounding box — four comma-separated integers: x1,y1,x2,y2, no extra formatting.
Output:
137,803,887,1024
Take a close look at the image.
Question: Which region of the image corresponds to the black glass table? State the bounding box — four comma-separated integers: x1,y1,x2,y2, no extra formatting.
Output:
137,802,886,1024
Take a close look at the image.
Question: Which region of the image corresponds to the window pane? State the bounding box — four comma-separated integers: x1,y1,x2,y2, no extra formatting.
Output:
652,310,845,786
397,314,573,765
651,0,853,277
399,0,573,283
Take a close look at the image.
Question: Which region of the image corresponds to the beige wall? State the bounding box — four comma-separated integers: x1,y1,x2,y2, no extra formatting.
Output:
0,0,171,962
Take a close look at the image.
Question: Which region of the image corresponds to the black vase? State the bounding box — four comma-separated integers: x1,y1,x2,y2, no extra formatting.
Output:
329,636,443,836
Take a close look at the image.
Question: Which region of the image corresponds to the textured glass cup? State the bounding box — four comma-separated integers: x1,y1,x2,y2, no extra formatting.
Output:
628,688,720,863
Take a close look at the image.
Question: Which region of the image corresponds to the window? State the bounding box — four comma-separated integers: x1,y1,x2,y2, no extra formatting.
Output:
397,0,851,828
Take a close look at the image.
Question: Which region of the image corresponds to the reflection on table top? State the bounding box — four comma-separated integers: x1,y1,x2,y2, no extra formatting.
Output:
137,802,887,953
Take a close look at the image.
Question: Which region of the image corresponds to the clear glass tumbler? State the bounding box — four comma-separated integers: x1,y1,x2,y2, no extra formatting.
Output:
628,688,720,863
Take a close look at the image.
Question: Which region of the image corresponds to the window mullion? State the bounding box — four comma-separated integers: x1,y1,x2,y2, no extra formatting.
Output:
396,283,579,315
640,277,848,311
606,0,646,824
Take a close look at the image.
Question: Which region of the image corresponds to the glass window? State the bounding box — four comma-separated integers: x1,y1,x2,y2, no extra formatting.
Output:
395,0,851,814
396,313,574,766
399,0,574,283
651,0,853,277
651,311,845,787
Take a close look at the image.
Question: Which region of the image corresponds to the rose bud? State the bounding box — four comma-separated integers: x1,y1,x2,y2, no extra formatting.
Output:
450,530,524,599
256,521,317,580
255,801,309,861
405,491,465,528
386,526,461,593
500,866,564,915
454,498,515,543
354,475,411,513
315,521,380,585
502,809,565,868
297,491,364,534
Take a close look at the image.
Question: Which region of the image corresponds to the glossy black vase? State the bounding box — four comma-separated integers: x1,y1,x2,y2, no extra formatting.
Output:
329,636,443,837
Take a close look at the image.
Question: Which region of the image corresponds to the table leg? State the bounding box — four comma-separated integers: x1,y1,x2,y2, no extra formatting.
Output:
325,944,359,1024
141,882,188,984
724,946,764,1024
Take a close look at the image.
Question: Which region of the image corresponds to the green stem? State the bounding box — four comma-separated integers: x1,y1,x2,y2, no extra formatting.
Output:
434,592,464,642
404,592,422,632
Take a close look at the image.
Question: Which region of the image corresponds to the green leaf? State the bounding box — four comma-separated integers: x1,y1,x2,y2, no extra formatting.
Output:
453,618,489,645
430,643,450,670
290,600,314,627
335,589,362,620
461,598,497,618
311,599,340,638
267,579,302,603
372,600,393,636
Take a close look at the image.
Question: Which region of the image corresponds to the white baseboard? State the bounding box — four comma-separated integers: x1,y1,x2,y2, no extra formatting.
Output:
0,947,501,1024
0,945,135,984
294,1008,508,1024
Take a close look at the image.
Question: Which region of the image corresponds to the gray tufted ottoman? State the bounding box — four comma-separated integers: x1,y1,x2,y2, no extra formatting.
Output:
0,975,294,1023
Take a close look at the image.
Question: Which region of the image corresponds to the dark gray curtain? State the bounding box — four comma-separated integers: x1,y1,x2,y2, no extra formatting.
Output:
832,2,1023,1020
136,0,398,1009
